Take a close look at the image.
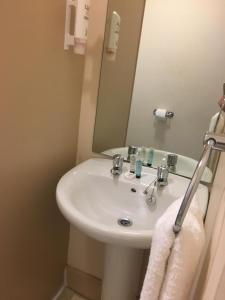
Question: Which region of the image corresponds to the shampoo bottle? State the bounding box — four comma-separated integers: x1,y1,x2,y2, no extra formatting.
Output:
130,154,136,174
135,151,143,178
147,148,154,167
140,147,146,163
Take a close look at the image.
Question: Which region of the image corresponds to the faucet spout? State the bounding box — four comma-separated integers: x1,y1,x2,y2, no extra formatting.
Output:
157,159,169,186
111,154,124,175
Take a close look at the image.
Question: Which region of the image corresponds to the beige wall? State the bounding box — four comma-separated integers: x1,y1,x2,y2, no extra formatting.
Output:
93,0,146,153
202,181,225,300
190,152,225,299
76,0,109,163
0,0,84,299
69,0,108,281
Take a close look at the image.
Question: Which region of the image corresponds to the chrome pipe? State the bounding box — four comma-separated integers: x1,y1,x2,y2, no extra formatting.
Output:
173,139,215,234
204,132,225,152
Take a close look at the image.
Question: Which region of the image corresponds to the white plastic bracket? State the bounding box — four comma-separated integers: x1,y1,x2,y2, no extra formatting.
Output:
64,0,78,50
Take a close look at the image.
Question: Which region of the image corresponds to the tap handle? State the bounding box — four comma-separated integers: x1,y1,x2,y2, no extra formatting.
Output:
157,164,169,186
167,154,178,167
112,154,124,168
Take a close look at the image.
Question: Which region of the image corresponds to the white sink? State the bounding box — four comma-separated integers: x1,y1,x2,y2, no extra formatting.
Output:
56,158,208,300
57,158,208,249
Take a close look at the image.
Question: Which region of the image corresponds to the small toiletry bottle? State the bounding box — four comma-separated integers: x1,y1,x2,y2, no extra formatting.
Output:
130,154,136,174
127,145,138,162
140,147,147,165
147,148,154,167
135,151,143,178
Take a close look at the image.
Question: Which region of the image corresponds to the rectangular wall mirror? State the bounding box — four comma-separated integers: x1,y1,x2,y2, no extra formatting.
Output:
93,0,225,183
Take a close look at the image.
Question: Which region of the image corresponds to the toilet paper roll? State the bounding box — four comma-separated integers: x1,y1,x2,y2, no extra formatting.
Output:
154,109,167,118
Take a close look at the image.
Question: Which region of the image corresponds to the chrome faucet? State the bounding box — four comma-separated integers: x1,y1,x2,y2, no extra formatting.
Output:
144,159,169,196
143,160,169,206
111,154,124,175
157,164,169,186
167,153,178,173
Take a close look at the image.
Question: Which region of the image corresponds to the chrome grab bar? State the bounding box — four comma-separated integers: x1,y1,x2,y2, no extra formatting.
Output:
173,131,225,234
204,132,225,152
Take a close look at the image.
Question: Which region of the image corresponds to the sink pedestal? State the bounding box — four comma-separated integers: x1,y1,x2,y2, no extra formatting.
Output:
101,245,144,300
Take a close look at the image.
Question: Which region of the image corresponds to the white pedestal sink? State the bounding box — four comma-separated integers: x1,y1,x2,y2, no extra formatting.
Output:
56,158,208,300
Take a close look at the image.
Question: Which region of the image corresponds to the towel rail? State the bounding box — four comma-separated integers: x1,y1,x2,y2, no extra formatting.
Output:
173,131,225,234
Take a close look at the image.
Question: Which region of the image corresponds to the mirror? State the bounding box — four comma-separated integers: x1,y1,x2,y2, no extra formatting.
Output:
93,0,225,183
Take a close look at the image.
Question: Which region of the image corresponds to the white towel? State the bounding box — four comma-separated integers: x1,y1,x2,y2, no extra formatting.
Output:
140,196,205,300
209,112,220,132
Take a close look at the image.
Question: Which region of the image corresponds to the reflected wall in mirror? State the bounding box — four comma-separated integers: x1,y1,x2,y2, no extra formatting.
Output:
93,0,225,182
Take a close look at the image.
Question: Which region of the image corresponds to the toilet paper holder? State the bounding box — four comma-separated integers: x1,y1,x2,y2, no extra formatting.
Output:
153,109,175,119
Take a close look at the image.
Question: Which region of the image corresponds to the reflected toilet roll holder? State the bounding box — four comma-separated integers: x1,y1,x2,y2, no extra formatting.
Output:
153,108,175,119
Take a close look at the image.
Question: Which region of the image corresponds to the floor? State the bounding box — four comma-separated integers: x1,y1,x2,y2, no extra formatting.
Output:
57,287,87,300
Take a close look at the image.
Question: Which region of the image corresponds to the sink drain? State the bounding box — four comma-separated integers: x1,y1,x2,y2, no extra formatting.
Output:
117,218,133,227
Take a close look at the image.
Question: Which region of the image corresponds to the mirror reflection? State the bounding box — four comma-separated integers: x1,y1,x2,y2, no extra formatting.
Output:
93,0,225,183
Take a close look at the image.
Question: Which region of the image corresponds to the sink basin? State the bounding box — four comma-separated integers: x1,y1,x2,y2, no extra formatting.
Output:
56,158,208,300
56,158,208,248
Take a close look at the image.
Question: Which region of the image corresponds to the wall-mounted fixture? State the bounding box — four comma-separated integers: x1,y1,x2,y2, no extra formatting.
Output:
153,108,175,119
64,0,90,55
106,11,121,60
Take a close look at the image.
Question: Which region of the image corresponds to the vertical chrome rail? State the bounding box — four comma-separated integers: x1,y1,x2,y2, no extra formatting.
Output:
173,139,215,234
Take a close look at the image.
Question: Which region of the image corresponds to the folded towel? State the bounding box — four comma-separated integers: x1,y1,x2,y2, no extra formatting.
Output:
140,196,205,300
